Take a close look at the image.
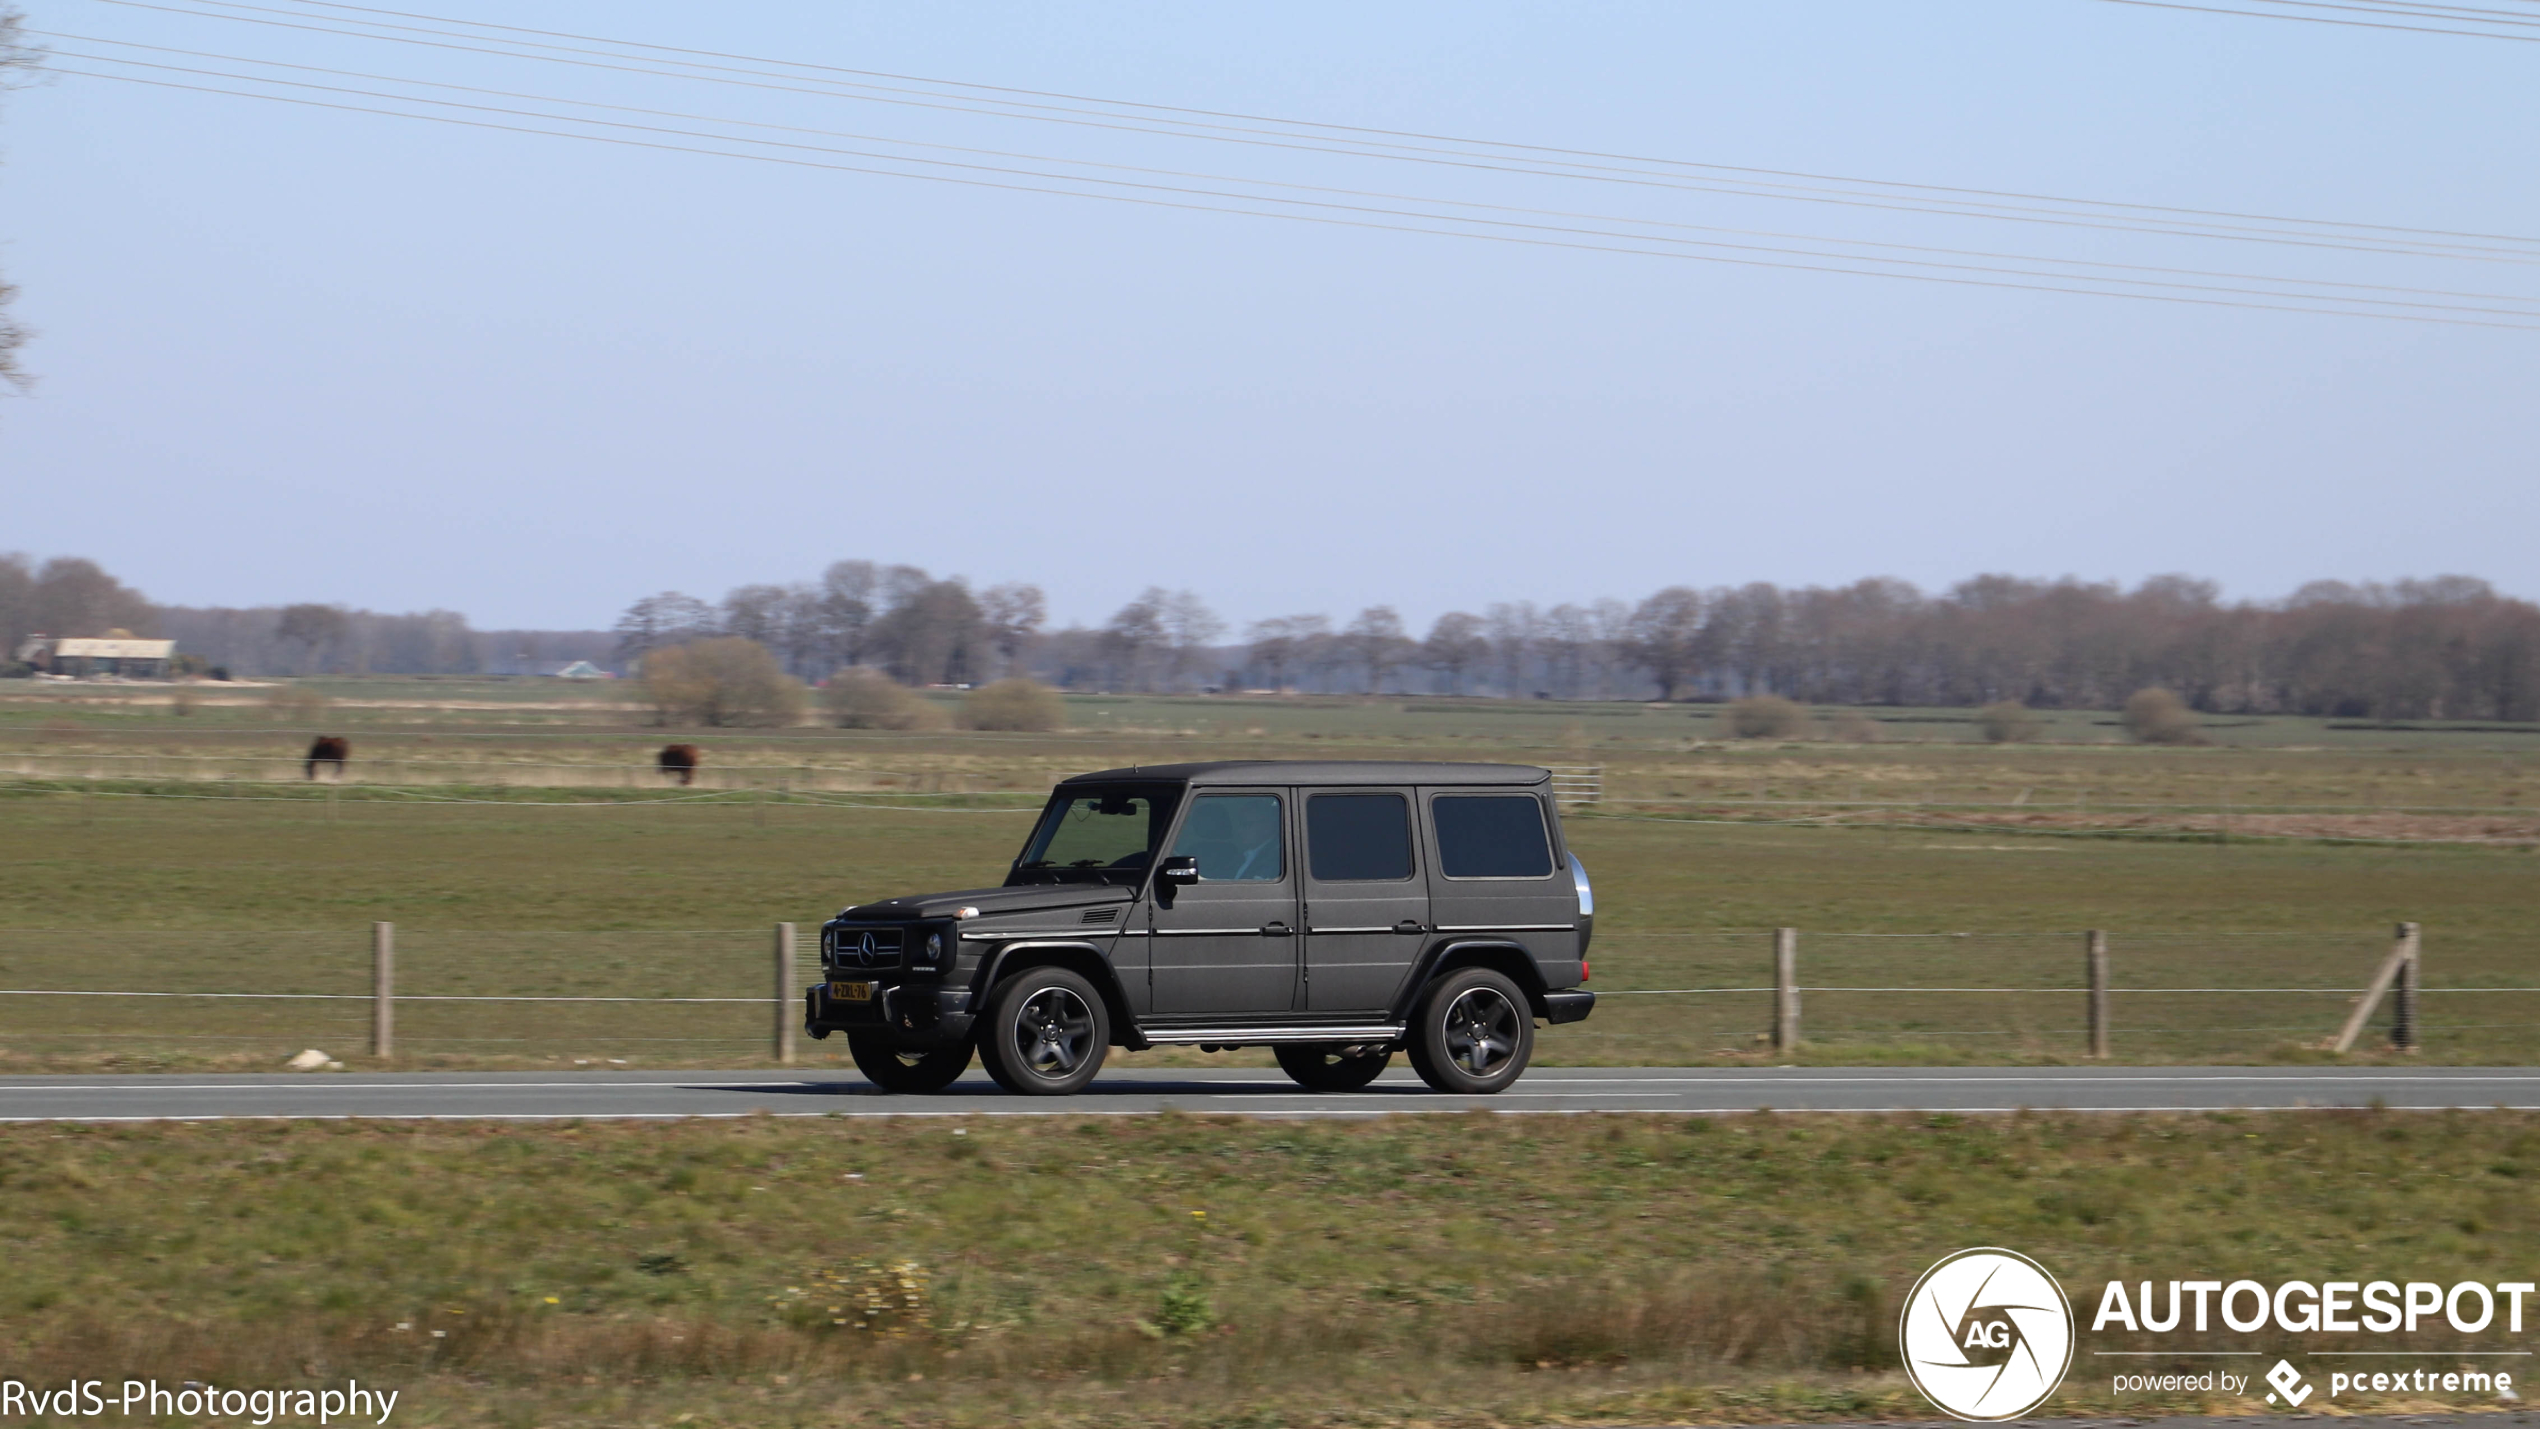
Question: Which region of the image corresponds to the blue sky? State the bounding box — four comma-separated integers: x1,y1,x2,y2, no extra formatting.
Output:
3,0,2532,630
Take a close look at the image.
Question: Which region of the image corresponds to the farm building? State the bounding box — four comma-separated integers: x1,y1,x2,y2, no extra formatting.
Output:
16,635,180,679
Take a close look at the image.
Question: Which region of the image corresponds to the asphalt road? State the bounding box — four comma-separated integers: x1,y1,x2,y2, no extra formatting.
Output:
0,1064,2532,1121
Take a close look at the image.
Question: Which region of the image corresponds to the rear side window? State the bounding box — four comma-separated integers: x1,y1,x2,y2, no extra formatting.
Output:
1432,795,1554,878
1306,793,1414,882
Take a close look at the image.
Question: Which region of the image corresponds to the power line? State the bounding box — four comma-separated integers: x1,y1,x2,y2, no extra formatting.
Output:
41,32,2540,312
2091,0,2540,40
85,0,2540,262
52,62,2540,329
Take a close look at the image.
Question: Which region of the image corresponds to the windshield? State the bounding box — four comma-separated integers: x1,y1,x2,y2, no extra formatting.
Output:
1008,784,1184,886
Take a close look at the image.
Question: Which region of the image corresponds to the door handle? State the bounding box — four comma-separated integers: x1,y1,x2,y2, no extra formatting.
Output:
1260,921,1292,937
1394,919,1426,935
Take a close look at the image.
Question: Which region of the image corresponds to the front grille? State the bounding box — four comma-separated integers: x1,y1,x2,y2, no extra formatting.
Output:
826,924,906,969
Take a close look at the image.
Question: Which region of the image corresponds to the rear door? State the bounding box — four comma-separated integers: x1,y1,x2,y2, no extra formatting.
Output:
1300,788,1430,1013
1148,789,1301,1016
1420,787,1572,962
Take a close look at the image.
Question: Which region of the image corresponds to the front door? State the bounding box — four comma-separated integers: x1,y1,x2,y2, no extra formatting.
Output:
1300,788,1430,1013
1149,789,1300,1016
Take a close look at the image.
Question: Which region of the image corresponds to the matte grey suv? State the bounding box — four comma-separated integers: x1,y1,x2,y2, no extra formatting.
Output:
804,761,1596,1095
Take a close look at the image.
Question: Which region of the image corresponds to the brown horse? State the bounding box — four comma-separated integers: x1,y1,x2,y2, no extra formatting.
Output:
657,743,701,787
305,735,349,781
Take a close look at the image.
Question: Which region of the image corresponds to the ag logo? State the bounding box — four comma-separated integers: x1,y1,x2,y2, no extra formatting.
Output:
1900,1248,2075,1421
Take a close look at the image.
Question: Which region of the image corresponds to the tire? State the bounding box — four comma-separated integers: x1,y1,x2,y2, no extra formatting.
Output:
1405,967,1534,1094
975,966,1110,1096
846,1034,972,1094
1274,1042,1394,1092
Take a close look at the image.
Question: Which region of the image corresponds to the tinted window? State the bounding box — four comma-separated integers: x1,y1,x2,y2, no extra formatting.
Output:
1433,795,1553,878
1167,794,1285,881
1306,793,1414,882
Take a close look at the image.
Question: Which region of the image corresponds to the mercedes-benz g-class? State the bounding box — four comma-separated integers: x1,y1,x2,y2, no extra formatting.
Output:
804,760,1595,1095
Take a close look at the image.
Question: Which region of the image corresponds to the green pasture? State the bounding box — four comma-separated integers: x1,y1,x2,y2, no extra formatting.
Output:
2,1110,2532,1427
0,782,2529,1067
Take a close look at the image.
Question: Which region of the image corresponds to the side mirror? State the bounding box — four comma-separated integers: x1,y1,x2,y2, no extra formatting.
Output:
1157,856,1201,889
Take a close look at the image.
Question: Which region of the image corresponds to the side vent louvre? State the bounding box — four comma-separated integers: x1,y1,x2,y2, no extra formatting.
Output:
1081,907,1120,925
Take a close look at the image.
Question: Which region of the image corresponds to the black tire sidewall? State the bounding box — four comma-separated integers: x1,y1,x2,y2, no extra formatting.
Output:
1274,1042,1393,1092
978,966,1111,1096
1407,967,1533,1094
846,1033,972,1093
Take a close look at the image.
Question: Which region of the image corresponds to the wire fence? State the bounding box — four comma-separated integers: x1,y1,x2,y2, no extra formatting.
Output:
0,924,2528,1067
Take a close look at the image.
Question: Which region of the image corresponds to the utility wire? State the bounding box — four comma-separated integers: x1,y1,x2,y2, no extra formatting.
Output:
42,33,2540,311
84,0,2540,263
2092,0,2540,40
241,0,2540,247
53,62,2540,329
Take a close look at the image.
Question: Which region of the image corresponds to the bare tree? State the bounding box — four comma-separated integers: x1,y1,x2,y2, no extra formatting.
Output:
30,557,155,640
1421,611,1488,694
0,8,42,396
871,577,986,685
1245,614,1328,692
815,560,880,671
1484,602,1539,698
1539,603,1593,699
1160,589,1224,690
1102,589,1168,691
979,582,1048,680
613,592,715,662
1343,606,1411,693
1625,587,1703,700
275,602,351,675
719,584,790,647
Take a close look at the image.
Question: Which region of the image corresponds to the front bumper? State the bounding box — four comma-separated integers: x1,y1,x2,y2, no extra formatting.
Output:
803,980,976,1047
1541,988,1596,1025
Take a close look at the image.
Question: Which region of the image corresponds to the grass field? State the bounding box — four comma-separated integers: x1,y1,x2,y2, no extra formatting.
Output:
2,1109,2531,1427
1,681,2531,1068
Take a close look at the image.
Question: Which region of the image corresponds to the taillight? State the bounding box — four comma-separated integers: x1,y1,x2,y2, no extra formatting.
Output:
1581,960,1591,982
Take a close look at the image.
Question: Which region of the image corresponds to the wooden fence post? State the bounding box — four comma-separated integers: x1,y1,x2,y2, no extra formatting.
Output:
773,922,797,1065
2086,930,2110,1059
2393,921,2420,1053
370,921,394,1060
2333,922,2419,1054
1772,927,1800,1052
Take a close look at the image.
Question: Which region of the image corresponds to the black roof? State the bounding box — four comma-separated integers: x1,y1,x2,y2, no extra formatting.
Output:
1056,760,1549,788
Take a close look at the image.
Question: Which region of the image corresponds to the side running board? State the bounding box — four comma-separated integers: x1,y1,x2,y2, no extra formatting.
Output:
1139,1023,1405,1047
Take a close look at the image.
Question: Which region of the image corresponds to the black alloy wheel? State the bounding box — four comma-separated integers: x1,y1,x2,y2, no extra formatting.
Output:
845,1033,973,1094
1406,967,1534,1094
977,966,1110,1096
1274,1042,1394,1092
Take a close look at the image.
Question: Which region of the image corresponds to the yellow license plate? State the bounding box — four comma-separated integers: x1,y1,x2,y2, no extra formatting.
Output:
830,981,872,1003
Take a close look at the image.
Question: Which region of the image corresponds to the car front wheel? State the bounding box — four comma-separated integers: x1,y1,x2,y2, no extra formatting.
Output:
977,966,1110,1096
1274,1042,1393,1092
846,1034,973,1093
1406,967,1534,1094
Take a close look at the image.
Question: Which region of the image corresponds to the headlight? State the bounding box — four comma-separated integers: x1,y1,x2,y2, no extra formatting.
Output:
920,929,947,965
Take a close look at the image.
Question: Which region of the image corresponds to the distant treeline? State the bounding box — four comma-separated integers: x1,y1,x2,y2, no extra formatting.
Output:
9,552,2537,720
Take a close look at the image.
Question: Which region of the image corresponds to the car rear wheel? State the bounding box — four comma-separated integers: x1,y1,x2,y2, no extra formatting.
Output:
1274,1042,1394,1092
976,966,1110,1096
1406,967,1533,1094
846,1034,973,1093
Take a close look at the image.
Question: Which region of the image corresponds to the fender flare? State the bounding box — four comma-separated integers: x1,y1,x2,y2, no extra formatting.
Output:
1394,938,1554,1021
971,939,1148,1050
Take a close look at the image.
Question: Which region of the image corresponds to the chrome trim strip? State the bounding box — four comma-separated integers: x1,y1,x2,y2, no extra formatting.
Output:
959,929,1120,940
1138,1024,1403,1046
1435,924,1577,933
1152,928,1265,937
1306,927,1392,935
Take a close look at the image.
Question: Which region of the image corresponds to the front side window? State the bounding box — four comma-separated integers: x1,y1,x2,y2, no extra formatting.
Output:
1167,794,1286,881
1012,785,1183,885
1433,794,1554,878
1306,793,1414,882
